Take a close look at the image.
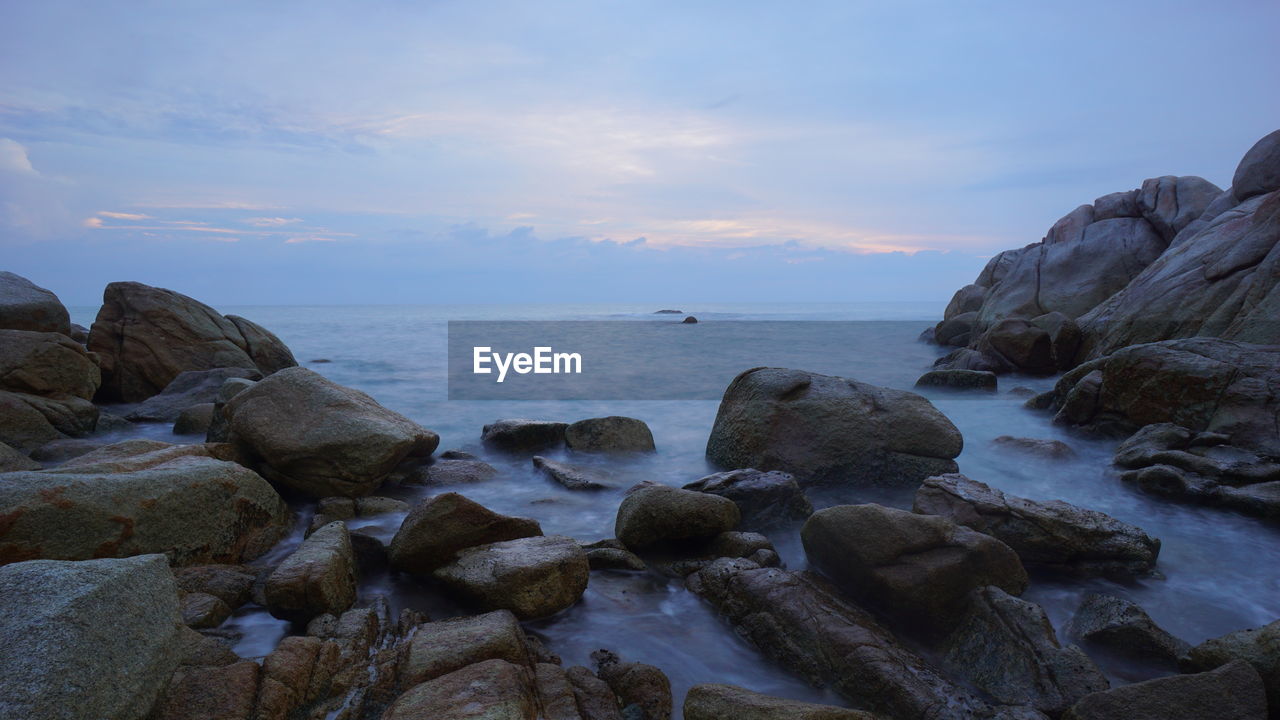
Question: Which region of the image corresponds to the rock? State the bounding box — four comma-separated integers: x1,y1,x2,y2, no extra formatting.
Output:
173,565,256,609
28,437,105,464
400,610,532,688
1138,175,1224,242
389,492,542,574
533,663,584,720
0,328,101,400
173,403,216,435
384,659,539,720
934,311,978,346
0,390,69,451
566,664,626,720
149,660,260,720
1066,594,1190,674
67,322,88,343
687,558,1002,718
615,484,740,551
204,377,257,443
592,649,672,720
945,284,988,320
126,367,263,422
223,367,439,497
1181,619,1280,715
941,586,1109,715
224,314,297,375
1062,659,1266,720
1093,190,1140,221
933,347,1004,373
404,454,498,485
913,475,1159,577
534,455,612,490
683,683,876,720
683,468,812,528
705,367,962,487
0,441,289,566
654,309,683,314
801,504,1028,638
482,418,568,453
975,318,1056,374
0,554,185,720
87,281,296,402
432,535,589,619
566,416,656,453
180,591,232,629
1009,386,1038,398
991,435,1078,460
1077,187,1280,357
918,326,936,343
0,440,38,471
1050,339,1280,455
582,540,647,571
682,316,698,324
1031,311,1083,370
263,521,358,622
1233,128,1280,201
0,272,70,334
915,369,998,391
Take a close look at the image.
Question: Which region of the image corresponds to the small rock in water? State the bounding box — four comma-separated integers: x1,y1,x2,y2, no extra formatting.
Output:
681,315,698,324
1008,386,1038,398
653,309,683,314
389,492,542,574
683,468,813,529
581,539,647,571
566,416,655,454
482,418,569,453
915,369,998,391
309,358,332,363
615,484,740,551
533,455,611,490
992,435,1078,460
1066,593,1190,676
592,648,673,720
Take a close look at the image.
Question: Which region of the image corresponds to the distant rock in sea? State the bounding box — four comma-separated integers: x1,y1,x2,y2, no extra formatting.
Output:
654,309,683,314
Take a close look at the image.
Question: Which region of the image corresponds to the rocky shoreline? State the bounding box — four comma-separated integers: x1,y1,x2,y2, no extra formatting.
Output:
2,127,1279,719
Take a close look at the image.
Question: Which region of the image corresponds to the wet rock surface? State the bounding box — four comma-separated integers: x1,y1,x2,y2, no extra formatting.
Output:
1061,659,1267,720
565,416,656,454
683,467,813,528
482,418,569,453
1066,593,1190,677
389,492,542,574
615,484,740,551
432,535,590,619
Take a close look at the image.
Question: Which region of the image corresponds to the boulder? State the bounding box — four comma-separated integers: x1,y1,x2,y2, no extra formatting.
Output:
932,347,1004,373
223,367,439,497
0,390,64,451
0,271,70,334
433,535,590,619
1066,594,1190,674
149,659,260,720
0,329,100,400
173,564,256,610
615,484,740,551
991,435,1078,460
399,610,532,688
180,592,232,629
801,504,1028,638
1233,128,1280,201
975,318,1056,374
533,455,612,490
534,663,590,720
705,368,962,487
482,418,568,453
29,437,106,464
263,521,358,623
0,441,289,566
683,468,813,528
126,367,262,422
1062,659,1266,720
683,684,876,720
566,664,626,720
172,403,216,435
402,453,498,485
1181,619,1280,715
934,311,978,346
941,586,1109,715
1049,339,1280,456
565,416,656,453
682,315,699,324
687,558,1003,718
945,284,988,320
204,376,257,444
0,440,39,472
915,369,997,391
581,539,647,572
389,492,542,575
1137,175,1224,242
0,555,185,720
592,649,671,720
225,314,297,375
87,281,296,402
914,474,1159,577
383,659,538,720
1030,311,1083,370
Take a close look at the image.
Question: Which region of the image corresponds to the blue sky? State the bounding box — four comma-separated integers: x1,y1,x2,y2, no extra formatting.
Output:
2,0,1278,306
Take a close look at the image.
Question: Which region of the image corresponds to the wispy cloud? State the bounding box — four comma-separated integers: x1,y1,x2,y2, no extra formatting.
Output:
284,235,337,244
0,138,35,174
244,216,302,227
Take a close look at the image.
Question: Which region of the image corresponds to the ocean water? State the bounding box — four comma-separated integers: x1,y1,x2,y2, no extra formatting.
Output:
68,303,1280,714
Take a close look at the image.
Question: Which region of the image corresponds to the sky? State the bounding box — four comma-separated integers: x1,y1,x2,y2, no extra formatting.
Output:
2,0,1278,306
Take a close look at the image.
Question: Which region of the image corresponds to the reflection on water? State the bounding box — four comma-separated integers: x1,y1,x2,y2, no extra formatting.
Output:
66,303,1280,713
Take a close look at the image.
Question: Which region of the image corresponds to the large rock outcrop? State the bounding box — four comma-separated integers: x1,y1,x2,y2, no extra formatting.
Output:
705,367,962,487
0,440,289,566
222,367,439,497
87,281,296,402
0,271,70,335
0,554,185,720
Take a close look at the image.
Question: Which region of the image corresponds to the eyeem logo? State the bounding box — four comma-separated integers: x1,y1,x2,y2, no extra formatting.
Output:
473,346,583,383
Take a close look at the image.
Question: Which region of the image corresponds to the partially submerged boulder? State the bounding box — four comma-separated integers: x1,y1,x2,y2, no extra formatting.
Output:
533,455,612,490
1066,593,1190,675
432,535,589,619
592,649,672,720
565,416,656,454
0,271,70,335
263,521,358,623
706,368,962,487
88,281,296,402
0,554,185,720
1062,659,1266,720
0,440,289,566
615,484,740,551
223,367,439,497
913,474,1159,577
126,367,262,422
915,368,998,391
389,492,542,575
992,435,1078,461
683,468,813,528
801,504,1028,638
481,418,568,453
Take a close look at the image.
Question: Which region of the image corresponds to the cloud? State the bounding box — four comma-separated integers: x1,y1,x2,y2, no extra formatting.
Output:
97,210,151,220
284,235,337,244
0,139,35,174
245,216,302,227
82,216,103,228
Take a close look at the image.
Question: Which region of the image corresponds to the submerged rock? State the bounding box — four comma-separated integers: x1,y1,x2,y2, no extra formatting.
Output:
87,281,296,402
915,368,998,391
802,503,1028,639
432,535,590,619
1062,659,1266,720
682,315,699,324
0,440,289,566
1066,593,1190,674
389,492,542,575
566,416,656,454
126,367,262,422
223,367,439,497
263,521,358,623
942,586,1108,715
683,683,876,720
403,453,498,485
592,649,672,720
533,455,612,490
991,435,1078,460
482,418,569,453
615,484,740,551
705,367,962,487
0,554,185,720
1180,619,1280,716
0,271,71,335
913,474,1159,577
683,468,813,528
